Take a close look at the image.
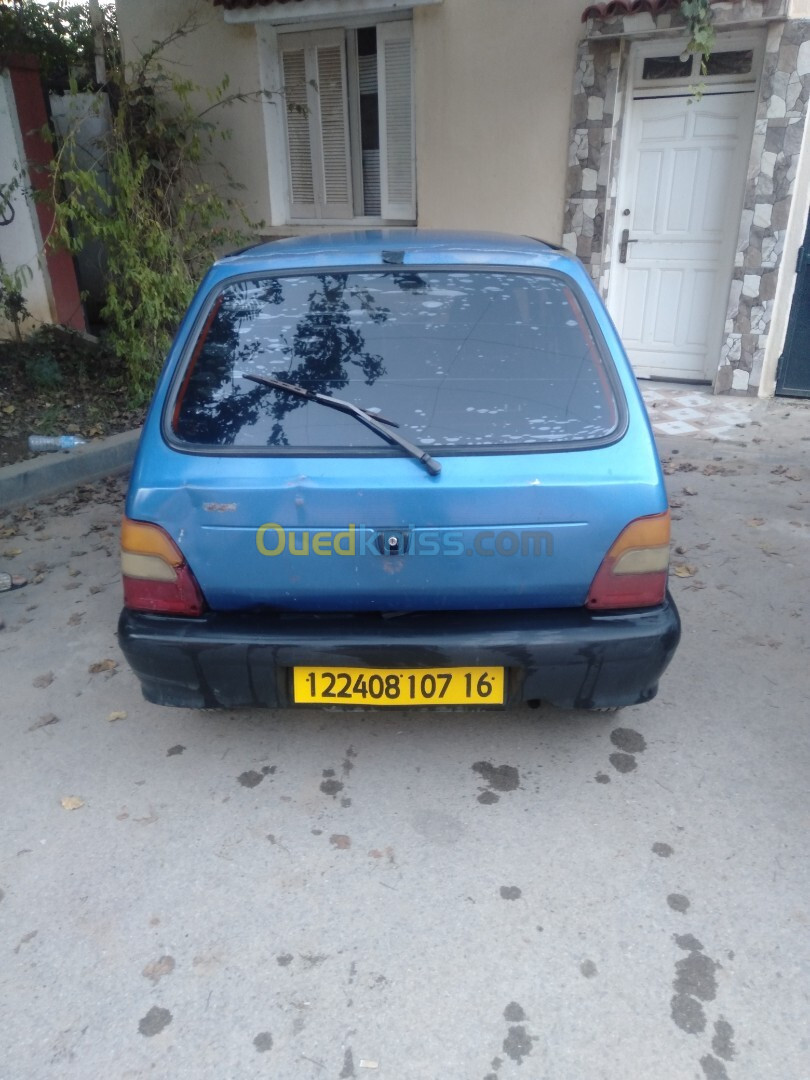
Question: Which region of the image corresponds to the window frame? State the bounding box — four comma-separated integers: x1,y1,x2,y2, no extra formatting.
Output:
259,17,416,228
163,265,630,459
630,31,764,95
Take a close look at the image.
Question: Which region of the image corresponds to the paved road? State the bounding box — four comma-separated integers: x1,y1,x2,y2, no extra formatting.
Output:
1,407,809,1080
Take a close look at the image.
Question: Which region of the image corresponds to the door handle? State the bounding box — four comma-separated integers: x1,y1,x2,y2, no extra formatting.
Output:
619,228,638,264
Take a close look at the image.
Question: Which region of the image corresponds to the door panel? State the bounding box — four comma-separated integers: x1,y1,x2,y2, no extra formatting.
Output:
610,92,757,381
687,270,715,345
702,148,734,228
634,152,663,230
668,149,699,230
655,270,682,341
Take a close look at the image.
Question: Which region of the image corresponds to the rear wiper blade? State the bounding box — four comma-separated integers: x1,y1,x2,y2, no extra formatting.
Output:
242,373,442,477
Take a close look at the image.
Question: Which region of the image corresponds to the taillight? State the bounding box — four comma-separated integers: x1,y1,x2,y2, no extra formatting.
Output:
586,511,670,610
120,517,205,616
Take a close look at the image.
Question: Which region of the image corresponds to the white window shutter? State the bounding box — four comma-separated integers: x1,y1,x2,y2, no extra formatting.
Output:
377,21,415,221
314,42,353,219
281,47,316,218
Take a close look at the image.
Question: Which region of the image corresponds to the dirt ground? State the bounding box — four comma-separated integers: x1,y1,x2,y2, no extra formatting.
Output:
0,401,809,1079
0,334,144,468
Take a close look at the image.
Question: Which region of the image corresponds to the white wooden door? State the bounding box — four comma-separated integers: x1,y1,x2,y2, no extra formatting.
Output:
609,91,756,381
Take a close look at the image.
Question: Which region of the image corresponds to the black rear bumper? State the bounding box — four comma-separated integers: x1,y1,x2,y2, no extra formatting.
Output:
118,596,680,710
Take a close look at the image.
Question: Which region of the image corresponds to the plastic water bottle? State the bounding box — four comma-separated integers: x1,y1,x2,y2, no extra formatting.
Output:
28,434,87,453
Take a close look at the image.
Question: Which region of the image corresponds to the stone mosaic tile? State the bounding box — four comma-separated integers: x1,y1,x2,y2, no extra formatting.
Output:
640,383,760,440
718,19,810,394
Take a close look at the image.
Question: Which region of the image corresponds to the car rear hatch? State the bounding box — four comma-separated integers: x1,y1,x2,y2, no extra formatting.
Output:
127,261,667,613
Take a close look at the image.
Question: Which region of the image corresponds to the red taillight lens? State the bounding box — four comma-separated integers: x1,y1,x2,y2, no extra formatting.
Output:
586,511,671,611
120,517,205,616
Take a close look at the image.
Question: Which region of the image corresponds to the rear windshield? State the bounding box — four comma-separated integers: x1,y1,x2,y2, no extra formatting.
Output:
171,270,621,450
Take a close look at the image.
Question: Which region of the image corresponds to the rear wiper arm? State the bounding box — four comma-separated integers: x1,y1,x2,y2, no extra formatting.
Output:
242,373,441,477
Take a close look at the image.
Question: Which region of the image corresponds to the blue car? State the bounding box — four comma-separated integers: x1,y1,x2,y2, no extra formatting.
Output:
118,230,680,710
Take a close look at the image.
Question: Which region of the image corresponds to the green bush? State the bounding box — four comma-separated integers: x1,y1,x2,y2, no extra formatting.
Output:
43,24,262,403
0,1,118,92
23,347,63,389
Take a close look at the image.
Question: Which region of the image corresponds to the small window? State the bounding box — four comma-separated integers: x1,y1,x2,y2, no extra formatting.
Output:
172,272,620,451
704,50,753,77
642,55,692,81
280,22,414,223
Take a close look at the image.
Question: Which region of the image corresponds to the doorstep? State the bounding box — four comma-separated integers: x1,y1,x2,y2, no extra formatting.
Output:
639,382,766,441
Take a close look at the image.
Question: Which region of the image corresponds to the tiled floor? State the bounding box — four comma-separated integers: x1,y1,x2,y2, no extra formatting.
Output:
639,382,760,440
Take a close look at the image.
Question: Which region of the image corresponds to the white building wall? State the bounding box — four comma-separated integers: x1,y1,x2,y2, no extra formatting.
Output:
117,0,584,241
115,0,273,227
413,0,583,240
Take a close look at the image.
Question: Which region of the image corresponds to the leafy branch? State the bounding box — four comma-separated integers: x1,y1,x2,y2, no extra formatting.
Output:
40,23,278,402
0,0,118,92
681,0,715,73
0,262,33,343
0,173,33,343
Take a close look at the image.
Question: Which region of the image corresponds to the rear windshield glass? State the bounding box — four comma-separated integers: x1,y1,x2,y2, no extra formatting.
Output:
172,270,620,450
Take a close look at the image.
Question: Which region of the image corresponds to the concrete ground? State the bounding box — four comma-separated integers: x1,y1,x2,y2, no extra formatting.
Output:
0,398,809,1080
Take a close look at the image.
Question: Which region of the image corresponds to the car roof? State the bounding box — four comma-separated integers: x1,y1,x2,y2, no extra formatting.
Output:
216,229,573,273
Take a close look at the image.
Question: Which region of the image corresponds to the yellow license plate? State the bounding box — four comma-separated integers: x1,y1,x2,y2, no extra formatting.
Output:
293,666,505,706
